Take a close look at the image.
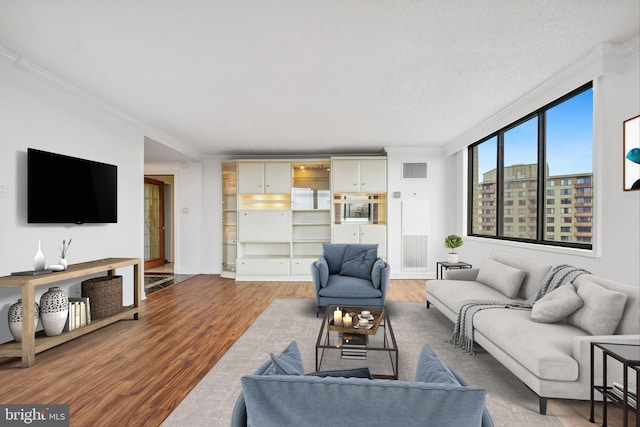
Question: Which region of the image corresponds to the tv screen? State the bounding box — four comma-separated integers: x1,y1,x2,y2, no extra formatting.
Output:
28,148,118,224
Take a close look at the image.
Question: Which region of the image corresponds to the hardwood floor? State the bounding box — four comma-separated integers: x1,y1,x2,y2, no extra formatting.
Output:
0,276,633,426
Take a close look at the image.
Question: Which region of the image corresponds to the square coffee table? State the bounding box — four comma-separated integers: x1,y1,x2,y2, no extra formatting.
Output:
315,305,398,379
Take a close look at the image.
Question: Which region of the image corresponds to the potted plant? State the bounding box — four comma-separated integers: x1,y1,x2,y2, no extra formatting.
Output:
444,234,463,263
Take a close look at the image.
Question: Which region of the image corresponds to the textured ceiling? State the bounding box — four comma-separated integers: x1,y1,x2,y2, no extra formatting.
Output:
0,1,638,160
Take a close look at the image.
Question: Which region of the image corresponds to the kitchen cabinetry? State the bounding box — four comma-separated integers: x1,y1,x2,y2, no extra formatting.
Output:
331,224,387,258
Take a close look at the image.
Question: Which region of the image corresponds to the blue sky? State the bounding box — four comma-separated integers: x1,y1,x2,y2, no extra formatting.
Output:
478,88,593,178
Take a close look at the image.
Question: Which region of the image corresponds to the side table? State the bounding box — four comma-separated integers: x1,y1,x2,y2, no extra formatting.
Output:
436,261,472,279
590,342,639,427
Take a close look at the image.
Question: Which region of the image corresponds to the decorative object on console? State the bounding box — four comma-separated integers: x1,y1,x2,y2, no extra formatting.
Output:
33,240,45,271
39,287,69,336
444,234,463,263
81,275,123,319
59,238,72,270
8,299,39,342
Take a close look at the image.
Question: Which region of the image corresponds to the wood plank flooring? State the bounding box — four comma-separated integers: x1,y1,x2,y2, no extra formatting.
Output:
0,275,633,426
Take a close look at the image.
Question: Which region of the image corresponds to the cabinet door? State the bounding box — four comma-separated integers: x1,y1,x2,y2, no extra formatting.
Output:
264,162,291,193
331,159,360,193
359,225,387,258
238,163,265,194
236,258,290,275
359,159,387,193
238,210,292,242
331,225,360,243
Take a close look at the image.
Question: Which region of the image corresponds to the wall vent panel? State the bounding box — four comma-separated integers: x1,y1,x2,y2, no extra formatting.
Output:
402,235,428,271
402,162,427,179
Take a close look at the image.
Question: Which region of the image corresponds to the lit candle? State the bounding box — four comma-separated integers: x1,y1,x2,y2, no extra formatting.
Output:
343,313,352,328
333,307,342,326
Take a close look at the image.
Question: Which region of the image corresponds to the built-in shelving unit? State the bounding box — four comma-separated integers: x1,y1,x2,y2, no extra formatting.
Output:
223,157,386,281
0,258,141,368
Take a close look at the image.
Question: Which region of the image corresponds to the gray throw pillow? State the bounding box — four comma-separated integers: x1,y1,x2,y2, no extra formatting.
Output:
531,283,584,323
339,245,378,280
567,280,628,335
476,258,526,298
266,341,304,375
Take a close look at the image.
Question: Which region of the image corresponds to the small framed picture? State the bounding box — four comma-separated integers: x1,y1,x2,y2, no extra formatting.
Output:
623,115,640,191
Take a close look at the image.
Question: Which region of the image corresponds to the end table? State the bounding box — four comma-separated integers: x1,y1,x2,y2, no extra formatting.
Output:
590,342,639,427
436,261,472,279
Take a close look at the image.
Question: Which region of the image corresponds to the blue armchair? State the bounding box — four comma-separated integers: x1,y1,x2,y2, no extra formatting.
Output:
310,243,390,315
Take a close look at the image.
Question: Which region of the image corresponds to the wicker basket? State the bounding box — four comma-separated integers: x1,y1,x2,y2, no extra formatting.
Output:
81,275,123,319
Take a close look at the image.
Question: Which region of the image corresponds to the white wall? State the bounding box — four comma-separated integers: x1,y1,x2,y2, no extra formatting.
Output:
385,147,447,278
444,41,640,285
0,56,145,343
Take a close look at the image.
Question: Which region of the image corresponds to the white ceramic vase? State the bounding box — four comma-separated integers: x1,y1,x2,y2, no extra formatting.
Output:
447,253,459,263
34,240,45,271
39,287,69,336
8,299,40,343
59,258,68,270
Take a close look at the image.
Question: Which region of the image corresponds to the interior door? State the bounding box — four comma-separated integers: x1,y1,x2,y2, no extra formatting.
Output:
144,177,166,268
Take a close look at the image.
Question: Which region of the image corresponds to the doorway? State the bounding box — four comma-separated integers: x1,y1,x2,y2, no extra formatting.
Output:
144,175,175,271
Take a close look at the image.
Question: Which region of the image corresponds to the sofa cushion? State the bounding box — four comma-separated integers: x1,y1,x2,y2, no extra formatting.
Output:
473,308,582,381
415,345,460,385
318,275,383,299
567,280,628,335
476,258,526,298
370,258,386,289
491,250,553,300
531,283,584,323
315,257,330,288
307,367,372,379
241,375,486,427
339,245,378,280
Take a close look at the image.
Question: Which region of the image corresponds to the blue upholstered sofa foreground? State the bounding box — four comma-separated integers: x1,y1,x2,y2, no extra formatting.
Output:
311,243,390,315
230,341,494,427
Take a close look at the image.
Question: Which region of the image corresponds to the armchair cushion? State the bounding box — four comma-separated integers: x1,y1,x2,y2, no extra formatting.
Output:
323,243,378,274
371,258,386,289
315,257,330,288
339,245,378,280
307,367,372,379
415,345,460,385
318,275,383,298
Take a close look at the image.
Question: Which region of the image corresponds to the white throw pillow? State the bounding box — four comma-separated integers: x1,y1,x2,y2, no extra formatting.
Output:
531,283,583,323
476,258,526,298
567,280,628,335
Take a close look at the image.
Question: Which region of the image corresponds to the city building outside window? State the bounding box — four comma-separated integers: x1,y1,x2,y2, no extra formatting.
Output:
468,83,593,249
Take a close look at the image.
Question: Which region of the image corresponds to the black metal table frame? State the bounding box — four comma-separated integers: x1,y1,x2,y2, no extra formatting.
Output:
315,305,398,380
436,261,472,279
590,342,639,427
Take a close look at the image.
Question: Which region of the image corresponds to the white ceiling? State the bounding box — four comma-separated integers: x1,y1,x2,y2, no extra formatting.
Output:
1,1,638,161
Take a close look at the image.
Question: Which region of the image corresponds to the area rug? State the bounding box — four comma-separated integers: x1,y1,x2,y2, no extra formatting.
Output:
161,299,562,427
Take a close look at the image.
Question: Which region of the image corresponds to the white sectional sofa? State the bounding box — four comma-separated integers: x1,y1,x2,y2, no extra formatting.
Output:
426,250,640,414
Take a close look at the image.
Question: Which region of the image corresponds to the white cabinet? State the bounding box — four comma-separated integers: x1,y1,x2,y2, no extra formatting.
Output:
238,210,291,242
236,258,290,276
238,162,291,194
331,158,387,193
331,224,387,258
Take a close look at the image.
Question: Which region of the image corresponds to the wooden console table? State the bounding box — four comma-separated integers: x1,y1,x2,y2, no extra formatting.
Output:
0,258,141,367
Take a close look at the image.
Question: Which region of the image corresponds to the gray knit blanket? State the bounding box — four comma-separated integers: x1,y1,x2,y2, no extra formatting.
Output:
451,264,589,354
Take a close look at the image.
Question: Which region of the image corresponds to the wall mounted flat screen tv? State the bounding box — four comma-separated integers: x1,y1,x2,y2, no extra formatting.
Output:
28,148,118,224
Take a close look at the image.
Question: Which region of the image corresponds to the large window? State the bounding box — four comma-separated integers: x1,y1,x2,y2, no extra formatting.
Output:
468,83,593,249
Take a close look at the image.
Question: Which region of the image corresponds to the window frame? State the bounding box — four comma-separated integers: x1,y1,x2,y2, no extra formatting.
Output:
467,82,593,250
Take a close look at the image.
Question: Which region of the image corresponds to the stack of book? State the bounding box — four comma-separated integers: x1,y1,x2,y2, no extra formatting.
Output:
341,334,367,360
65,297,91,332
611,382,637,409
